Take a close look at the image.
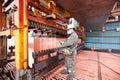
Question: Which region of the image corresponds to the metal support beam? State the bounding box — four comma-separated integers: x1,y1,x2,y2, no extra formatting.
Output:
29,0,68,23
0,0,7,61
0,1,2,31
14,0,28,79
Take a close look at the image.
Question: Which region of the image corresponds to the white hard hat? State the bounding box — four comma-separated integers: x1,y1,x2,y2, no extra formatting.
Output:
67,17,78,29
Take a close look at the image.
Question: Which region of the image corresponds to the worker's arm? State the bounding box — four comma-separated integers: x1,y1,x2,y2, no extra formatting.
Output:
58,34,74,55
58,41,64,45
61,33,75,47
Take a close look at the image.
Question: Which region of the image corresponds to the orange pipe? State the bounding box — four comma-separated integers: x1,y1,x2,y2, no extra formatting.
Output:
0,2,2,29
14,0,28,69
23,0,28,69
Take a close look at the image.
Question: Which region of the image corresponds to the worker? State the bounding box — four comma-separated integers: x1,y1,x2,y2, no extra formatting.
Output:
59,17,78,80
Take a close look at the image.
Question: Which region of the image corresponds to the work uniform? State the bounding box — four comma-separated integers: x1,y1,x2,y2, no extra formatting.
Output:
61,30,78,75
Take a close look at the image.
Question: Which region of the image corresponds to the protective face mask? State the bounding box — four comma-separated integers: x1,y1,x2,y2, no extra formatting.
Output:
67,29,72,34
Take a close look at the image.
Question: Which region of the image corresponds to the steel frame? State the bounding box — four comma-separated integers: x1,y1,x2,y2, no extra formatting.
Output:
29,0,68,23
0,0,7,61
0,0,82,80
12,0,28,79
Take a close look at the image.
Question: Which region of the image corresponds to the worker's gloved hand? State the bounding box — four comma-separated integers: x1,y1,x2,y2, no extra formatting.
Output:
63,49,71,55
62,52,68,56
59,41,64,45
58,51,64,54
58,50,68,56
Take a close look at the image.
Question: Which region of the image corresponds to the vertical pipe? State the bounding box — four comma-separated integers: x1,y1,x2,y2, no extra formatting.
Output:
0,1,2,59
14,0,23,70
23,0,28,69
0,1,2,31
14,0,28,79
0,1,7,61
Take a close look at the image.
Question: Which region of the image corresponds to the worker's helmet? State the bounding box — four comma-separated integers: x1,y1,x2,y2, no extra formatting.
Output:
67,17,79,29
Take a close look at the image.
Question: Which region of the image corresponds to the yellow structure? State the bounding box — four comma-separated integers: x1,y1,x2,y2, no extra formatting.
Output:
14,0,28,69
